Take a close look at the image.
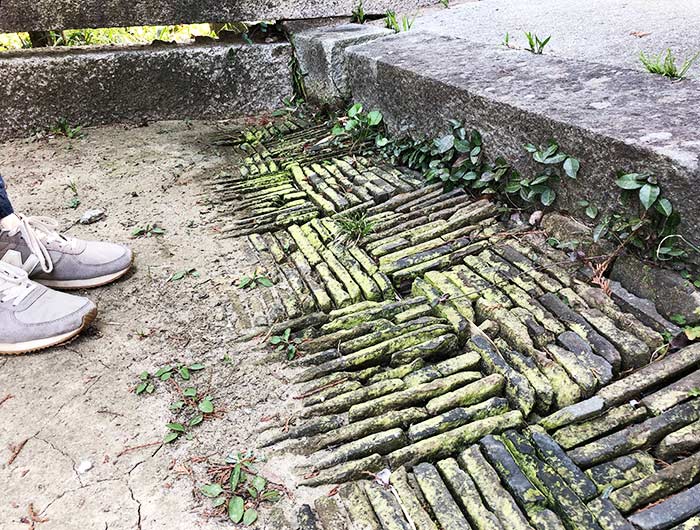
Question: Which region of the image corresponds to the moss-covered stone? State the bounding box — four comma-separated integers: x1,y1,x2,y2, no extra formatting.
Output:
312,427,407,471
569,399,700,468
425,373,504,415
553,404,647,450
308,407,428,453
479,434,546,510
413,462,473,530
408,397,510,442
609,451,700,514
387,411,523,468
586,451,656,493
458,445,533,530
364,483,412,530
389,467,438,530
348,371,480,422
300,453,385,487
338,482,382,530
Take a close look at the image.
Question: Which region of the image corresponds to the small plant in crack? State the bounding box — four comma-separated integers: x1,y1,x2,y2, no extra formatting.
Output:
51,117,84,139
202,450,284,525
169,268,200,282
238,270,274,289
131,223,166,238
134,362,213,443
351,0,366,23
524,31,551,54
332,103,388,150
640,48,699,80
64,178,81,209
270,328,303,360
385,11,416,33
334,210,377,246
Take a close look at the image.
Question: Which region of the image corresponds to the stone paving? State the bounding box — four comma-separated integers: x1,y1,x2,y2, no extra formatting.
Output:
211,117,700,529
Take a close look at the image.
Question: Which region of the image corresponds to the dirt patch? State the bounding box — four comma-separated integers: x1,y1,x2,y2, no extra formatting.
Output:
0,121,307,529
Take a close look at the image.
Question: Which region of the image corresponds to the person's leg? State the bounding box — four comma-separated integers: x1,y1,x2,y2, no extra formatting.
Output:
0,174,14,221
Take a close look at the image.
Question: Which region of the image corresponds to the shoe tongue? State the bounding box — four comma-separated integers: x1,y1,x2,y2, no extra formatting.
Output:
0,213,21,232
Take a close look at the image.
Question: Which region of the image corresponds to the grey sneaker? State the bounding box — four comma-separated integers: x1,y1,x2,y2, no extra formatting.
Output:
0,261,97,354
0,214,133,289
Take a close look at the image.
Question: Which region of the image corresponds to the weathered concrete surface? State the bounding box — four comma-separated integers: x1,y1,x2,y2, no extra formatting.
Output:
0,0,436,32
346,30,700,245
295,24,393,104
414,0,700,81
0,42,291,139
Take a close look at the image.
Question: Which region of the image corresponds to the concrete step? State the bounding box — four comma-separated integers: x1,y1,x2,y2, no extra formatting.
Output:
0,0,436,33
0,42,291,139
345,29,700,243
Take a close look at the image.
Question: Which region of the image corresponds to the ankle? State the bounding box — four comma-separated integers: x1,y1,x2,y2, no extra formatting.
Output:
0,213,20,231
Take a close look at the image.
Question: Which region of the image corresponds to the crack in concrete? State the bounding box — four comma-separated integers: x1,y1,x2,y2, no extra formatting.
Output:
34,435,83,486
127,482,143,530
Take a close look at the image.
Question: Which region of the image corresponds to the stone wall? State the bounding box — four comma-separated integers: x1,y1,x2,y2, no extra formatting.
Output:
0,42,292,139
0,0,435,32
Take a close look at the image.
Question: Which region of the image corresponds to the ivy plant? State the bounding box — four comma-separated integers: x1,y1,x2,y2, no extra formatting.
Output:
592,171,682,259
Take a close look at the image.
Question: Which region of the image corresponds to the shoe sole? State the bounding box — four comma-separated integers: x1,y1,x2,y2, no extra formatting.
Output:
0,306,97,355
38,256,134,290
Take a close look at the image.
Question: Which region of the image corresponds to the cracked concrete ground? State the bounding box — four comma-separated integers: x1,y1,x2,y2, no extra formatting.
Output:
0,120,301,529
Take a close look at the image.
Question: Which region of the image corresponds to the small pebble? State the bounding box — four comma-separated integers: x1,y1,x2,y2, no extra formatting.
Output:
80,209,106,225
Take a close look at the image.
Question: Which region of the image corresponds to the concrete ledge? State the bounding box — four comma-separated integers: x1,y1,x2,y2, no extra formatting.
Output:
295,24,393,104
346,31,700,243
0,0,435,32
0,42,292,139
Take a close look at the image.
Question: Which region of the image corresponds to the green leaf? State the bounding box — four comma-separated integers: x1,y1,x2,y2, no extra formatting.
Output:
375,136,390,147
593,222,608,242
615,173,644,190
523,143,537,153
146,383,155,394
252,475,267,493
367,110,383,126
230,464,241,491
257,277,273,287
685,326,700,340
434,135,455,154
639,184,660,209
270,336,282,345
541,188,556,206
170,400,185,411
166,422,186,432
183,387,197,397
585,205,599,219
170,270,187,281
228,496,245,523
164,432,179,443
155,366,171,377
201,483,224,498
347,103,363,118
188,363,205,371
563,157,580,178
199,399,215,414
139,371,149,381
243,509,258,526
189,414,204,427
453,138,471,153
179,367,190,380
655,198,673,216
136,382,148,395
212,497,226,508
261,490,281,502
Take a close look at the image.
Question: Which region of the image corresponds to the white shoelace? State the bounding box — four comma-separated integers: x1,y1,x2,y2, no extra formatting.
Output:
6,215,78,274
0,261,36,306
